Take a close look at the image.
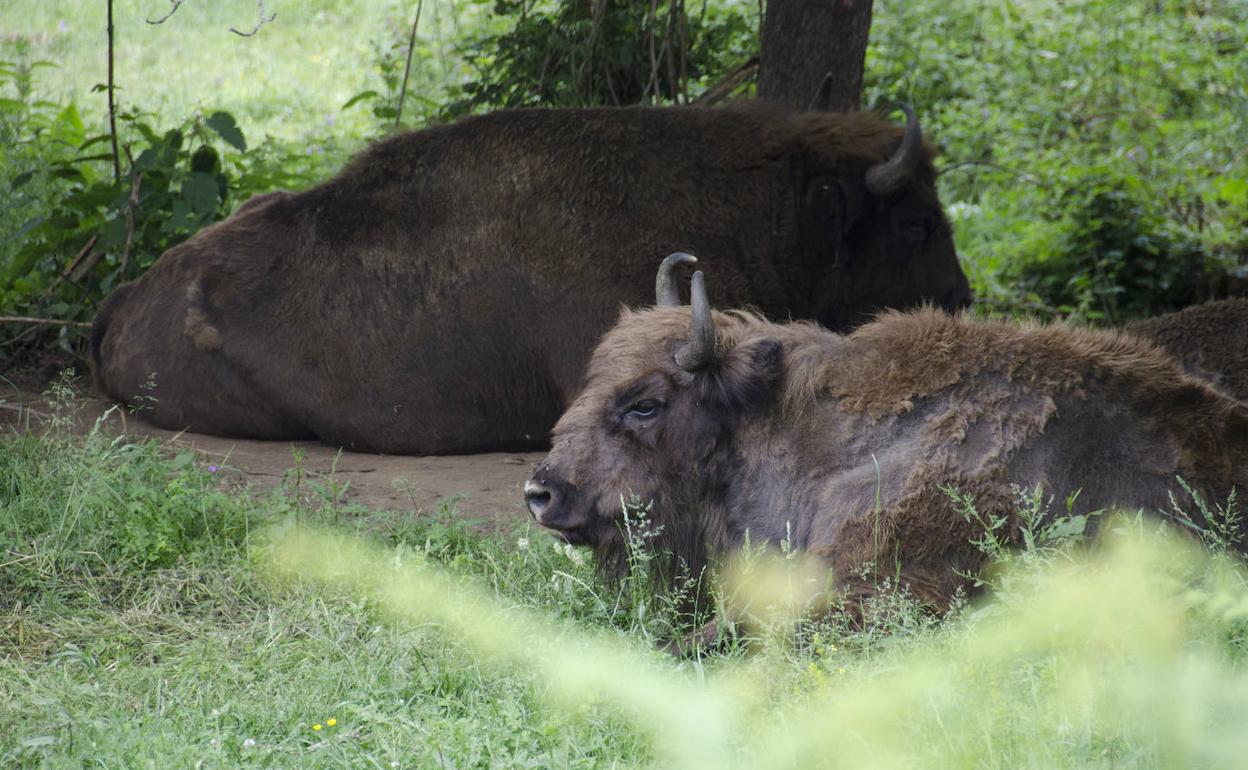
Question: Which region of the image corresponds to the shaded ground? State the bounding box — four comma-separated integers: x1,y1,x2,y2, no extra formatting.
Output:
0,383,542,532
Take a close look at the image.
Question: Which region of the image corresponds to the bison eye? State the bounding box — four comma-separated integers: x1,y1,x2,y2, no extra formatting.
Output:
900,215,934,244
624,399,662,420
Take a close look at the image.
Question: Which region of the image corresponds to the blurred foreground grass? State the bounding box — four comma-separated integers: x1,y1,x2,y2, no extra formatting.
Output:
271,524,1248,769
3,413,1248,767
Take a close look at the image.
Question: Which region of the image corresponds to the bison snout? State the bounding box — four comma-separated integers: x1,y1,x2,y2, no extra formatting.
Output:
524,480,555,522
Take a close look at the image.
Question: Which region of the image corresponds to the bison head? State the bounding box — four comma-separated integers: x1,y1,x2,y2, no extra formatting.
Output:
526,256,784,580
797,104,971,330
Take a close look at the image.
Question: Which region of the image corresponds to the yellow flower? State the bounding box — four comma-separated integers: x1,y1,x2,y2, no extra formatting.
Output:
312,724,323,731
837,667,847,675
326,718,337,727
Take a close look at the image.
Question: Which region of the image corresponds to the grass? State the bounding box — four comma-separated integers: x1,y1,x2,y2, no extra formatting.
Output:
3,402,1248,768
1,0,494,144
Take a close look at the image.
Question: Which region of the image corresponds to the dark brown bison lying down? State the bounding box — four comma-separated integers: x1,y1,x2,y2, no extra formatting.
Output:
1124,298,1248,402
525,263,1248,617
91,104,970,454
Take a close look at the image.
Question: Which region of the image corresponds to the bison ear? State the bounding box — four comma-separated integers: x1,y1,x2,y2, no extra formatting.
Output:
699,339,784,414
801,175,847,267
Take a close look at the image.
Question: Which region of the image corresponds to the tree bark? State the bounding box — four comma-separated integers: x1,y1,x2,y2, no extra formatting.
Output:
757,0,873,113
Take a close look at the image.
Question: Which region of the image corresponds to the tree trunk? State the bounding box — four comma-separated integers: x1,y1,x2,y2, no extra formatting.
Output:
757,0,873,113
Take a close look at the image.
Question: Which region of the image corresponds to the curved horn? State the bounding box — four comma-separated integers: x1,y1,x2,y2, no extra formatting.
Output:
806,72,834,112
675,270,716,371
655,252,698,307
865,103,923,197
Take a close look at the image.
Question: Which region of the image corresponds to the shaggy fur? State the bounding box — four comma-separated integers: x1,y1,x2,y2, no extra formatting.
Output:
529,304,1248,610
1124,298,1248,401
91,105,970,454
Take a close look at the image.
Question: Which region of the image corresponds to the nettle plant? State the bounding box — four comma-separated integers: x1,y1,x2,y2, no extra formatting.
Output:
5,105,248,308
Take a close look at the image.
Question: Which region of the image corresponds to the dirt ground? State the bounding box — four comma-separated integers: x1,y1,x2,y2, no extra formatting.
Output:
0,383,543,532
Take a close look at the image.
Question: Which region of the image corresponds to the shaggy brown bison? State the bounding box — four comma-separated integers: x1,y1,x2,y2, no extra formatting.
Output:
525,260,1248,617
91,104,970,454
1124,298,1248,401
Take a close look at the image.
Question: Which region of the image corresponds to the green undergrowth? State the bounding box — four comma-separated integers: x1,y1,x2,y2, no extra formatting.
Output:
3,403,1248,767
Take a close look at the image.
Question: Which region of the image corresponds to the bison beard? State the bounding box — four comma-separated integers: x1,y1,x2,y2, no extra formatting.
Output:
527,260,1248,629
91,103,971,454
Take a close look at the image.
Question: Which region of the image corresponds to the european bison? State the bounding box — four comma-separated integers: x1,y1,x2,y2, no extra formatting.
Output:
1124,298,1248,401
91,104,970,454
525,259,1248,614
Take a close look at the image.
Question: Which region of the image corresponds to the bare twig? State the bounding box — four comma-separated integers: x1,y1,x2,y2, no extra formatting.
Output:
0,316,92,328
106,0,121,183
645,0,660,102
230,0,276,37
120,163,143,276
146,0,187,24
39,236,98,301
663,1,679,104
938,159,1051,189
394,0,425,130
692,55,759,106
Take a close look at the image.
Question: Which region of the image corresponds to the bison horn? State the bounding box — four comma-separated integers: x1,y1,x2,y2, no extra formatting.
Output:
806,72,834,112
676,270,716,371
865,102,922,197
656,252,698,307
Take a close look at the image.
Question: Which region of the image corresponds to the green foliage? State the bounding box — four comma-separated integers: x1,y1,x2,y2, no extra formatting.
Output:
868,0,1248,322
442,0,758,114
0,49,315,361
4,420,1248,767
0,399,253,607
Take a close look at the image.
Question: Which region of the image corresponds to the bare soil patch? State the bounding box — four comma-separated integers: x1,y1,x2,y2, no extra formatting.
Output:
0,383,541,532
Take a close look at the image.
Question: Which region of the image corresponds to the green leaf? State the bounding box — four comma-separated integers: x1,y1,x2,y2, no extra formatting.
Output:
205,111,246,152
1046,515,1087,541
98,216,128,249
1,235,46,289
181,172,222,216
0,215,45,246
341,90,380,110
163,199,195,233
11,170,35,189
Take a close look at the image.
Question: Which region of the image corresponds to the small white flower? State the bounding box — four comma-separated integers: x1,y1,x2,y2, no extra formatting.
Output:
516,537,530,550
243,738,256,749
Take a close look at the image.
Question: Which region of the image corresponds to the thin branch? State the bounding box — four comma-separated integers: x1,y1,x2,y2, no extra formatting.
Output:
39,235,99,301
692,55,759,106
146,0,187,24
394,0,424,130
0,317,92,328
937,159,1052,190
645,0,660,103
106,0,121,183
120,160,143,276
230,0,276,37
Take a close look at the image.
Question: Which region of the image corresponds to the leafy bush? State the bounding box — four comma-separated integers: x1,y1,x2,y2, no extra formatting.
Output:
0,49,316,364
868,0,1248,322
442,0,758,114
0,401,253,604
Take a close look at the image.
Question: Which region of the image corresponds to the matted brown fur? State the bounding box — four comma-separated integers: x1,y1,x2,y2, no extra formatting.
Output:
530,305,1248,611
91,104,970,454
1124,298,1248,402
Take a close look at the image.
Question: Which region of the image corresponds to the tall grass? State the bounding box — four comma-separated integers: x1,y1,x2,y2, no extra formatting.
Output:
3,418,1248,767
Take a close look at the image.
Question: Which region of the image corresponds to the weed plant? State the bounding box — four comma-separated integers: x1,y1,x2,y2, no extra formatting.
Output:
4,395,1248,766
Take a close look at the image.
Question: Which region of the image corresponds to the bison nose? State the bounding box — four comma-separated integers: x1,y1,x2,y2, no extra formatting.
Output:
524,480,554,522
